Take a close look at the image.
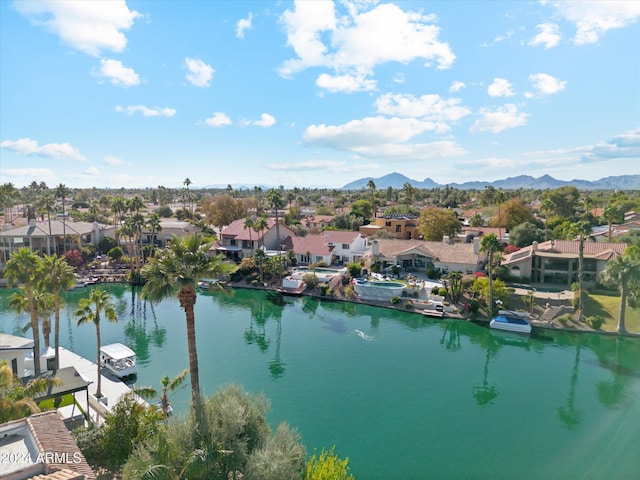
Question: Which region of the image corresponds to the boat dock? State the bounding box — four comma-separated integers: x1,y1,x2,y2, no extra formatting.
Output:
57,346,142,426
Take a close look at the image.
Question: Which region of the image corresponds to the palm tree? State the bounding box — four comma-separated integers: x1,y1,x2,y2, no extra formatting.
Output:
141,233,235,434
183,178,192,215
601,248,640,333
136,369,189,422
541,198,554,242
244,216,255,254
602,203,621,242
5,248,43,374
253,215,268,249
494,189,506,241
367,180,377,218
0,360,61,423
8,288,55,349
147,212,163,257
75,288,118,398
267,189,285,277
36,192,56,254
568,220,592,323
480,234,503,316
55,184,71,254
40,254,76,368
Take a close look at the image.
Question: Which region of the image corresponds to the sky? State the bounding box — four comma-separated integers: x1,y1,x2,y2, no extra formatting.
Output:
1,0,639,190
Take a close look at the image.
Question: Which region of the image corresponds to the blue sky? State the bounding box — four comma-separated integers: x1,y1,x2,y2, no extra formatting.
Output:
1,0,639,189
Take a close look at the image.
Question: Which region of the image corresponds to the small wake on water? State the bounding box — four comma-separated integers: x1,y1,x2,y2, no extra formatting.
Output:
355,329,373,341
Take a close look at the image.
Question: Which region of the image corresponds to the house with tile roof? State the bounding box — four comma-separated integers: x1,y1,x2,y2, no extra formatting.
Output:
322,230,368,264
0,220,116,263
360,214,420,240
368,238,484,275
501,240,628,287
0,411,96,480
282,234,334,265
214,218,296,261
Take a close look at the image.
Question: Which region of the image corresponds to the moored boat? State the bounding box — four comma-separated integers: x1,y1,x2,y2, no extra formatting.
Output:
100,343,137,378
490,310,532,334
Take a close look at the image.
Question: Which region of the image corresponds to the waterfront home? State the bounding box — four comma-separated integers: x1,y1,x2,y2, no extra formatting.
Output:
214,218,296,261
322,230,368,264
368,237,484,275
0,411,96,479
140,220,201,248
282,234,333,265
0,333,35,377
0,219,116,263
501,240,628,287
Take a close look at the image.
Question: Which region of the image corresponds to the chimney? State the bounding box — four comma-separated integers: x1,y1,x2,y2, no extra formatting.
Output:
443,235,450,244
473,237,480,254
372,239,379,256
532,241,538,251
29,218,36,227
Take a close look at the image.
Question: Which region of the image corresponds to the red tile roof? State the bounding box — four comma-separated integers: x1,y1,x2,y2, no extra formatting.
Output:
323,230,362,244
284,234,333,255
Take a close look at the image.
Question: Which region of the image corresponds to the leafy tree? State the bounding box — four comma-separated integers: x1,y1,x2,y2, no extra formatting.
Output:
509,221,544,247
244,423,306,480
469,213,484,227
204,194,247,231
489,198,534,231
5,248,43,374
418,207,461,241
99,236,118,254
350,199,373,221
108,246,124,262
141,233,235,439
542,186,580,218
64,249,85,268
0,360,61,423
331,213,363,231
472,277,509,310
347,262,362,278
601,247,640,333
305,446,355,480
75,288,118,398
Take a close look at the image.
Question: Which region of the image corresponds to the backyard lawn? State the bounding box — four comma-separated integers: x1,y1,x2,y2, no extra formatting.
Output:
585,293,640,334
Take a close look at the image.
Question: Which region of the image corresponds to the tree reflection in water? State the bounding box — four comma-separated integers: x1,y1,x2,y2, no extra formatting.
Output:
123,286,167,366
472,329,502,406
557,336,583,430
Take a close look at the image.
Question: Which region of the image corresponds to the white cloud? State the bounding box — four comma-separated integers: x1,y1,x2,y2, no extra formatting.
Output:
449,81,466,93
102,155,125,166
487,78,515,97
1,137,86,161
528,73,567,96
267,160,378,174
316,73,376,93
302,115,467,160
580,128,640,162
529,23,561,49
14,0,140,57
470,104,528,133
1,168,57,182
550,1,640,45
392,73,405,84
279,2,455,90
204,112,232,127
236,12,253,38
82,166,100,176
375,93,471,126
185,58,214,87
253,113,276,128
115,105,176,117
96,59,140,87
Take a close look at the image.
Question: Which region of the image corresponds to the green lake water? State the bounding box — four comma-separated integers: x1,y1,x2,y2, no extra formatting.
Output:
1,284,639,479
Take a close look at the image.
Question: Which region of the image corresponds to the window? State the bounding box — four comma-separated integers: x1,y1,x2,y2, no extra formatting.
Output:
396,225,402,232
342,244,350,250
386,222,391,227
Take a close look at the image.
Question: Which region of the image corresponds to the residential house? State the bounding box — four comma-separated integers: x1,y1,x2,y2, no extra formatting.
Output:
590,212,640,242
322,230,368,264
0,333,35,378
303,215,333,233
368,238,484,275
360,214,420,240
141,220,201,248
501,240,628,287
0,411,96,480
214,218,296,261
282,234,334,265
0,220,116,263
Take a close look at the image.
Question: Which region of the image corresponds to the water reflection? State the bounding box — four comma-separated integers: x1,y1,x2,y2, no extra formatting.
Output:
122,287,166,366
471,329,502,406
557,337,583,429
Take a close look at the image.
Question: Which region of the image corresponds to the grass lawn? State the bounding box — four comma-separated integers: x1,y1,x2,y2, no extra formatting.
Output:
584,293,640,334
38,393,75,410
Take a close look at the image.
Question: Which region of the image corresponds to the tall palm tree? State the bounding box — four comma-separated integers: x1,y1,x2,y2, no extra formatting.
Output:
480,234,503,316
568,220,592,323
183,178,192,215
55,184,71,254
244,216,255,254
147,212,163,257
253,215,268,249
136,369,189,422
541,198,554,242
40,254,76,368
601,248,640,333
494,189,506,241
5,248,43,374
266,189,285,276
0,360,61,423
367,180,377,218
141,233,235,435
8,288,55,349
74,288,118,398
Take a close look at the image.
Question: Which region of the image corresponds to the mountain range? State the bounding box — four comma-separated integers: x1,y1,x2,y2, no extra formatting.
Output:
341,173,640,190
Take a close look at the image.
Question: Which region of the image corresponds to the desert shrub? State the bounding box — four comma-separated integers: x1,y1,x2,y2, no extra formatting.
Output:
303,273,319,290
404,300,413,309
344,285,356,299
557,314,573,325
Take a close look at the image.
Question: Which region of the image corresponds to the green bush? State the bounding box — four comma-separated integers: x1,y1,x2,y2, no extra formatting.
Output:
586,315,604,329
404,300,413,309
98,236,117,254
320,285,332,297
305,446,355,480
437,287,448,297
390,296,401,305
107,246,123,261
347,262,362,278
344,285,356,299
303,273,319,290
251,279,259,286
557,314,573,325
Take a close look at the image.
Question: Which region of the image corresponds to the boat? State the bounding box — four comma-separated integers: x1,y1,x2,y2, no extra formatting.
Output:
490,310,532,334
197,278,221,290
100,343,137,378
276,277,306,296
151,399,174,416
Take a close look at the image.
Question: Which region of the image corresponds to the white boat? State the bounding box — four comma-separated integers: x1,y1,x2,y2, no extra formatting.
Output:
490,310,532,334
100,343,137,378
197,278,220,290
